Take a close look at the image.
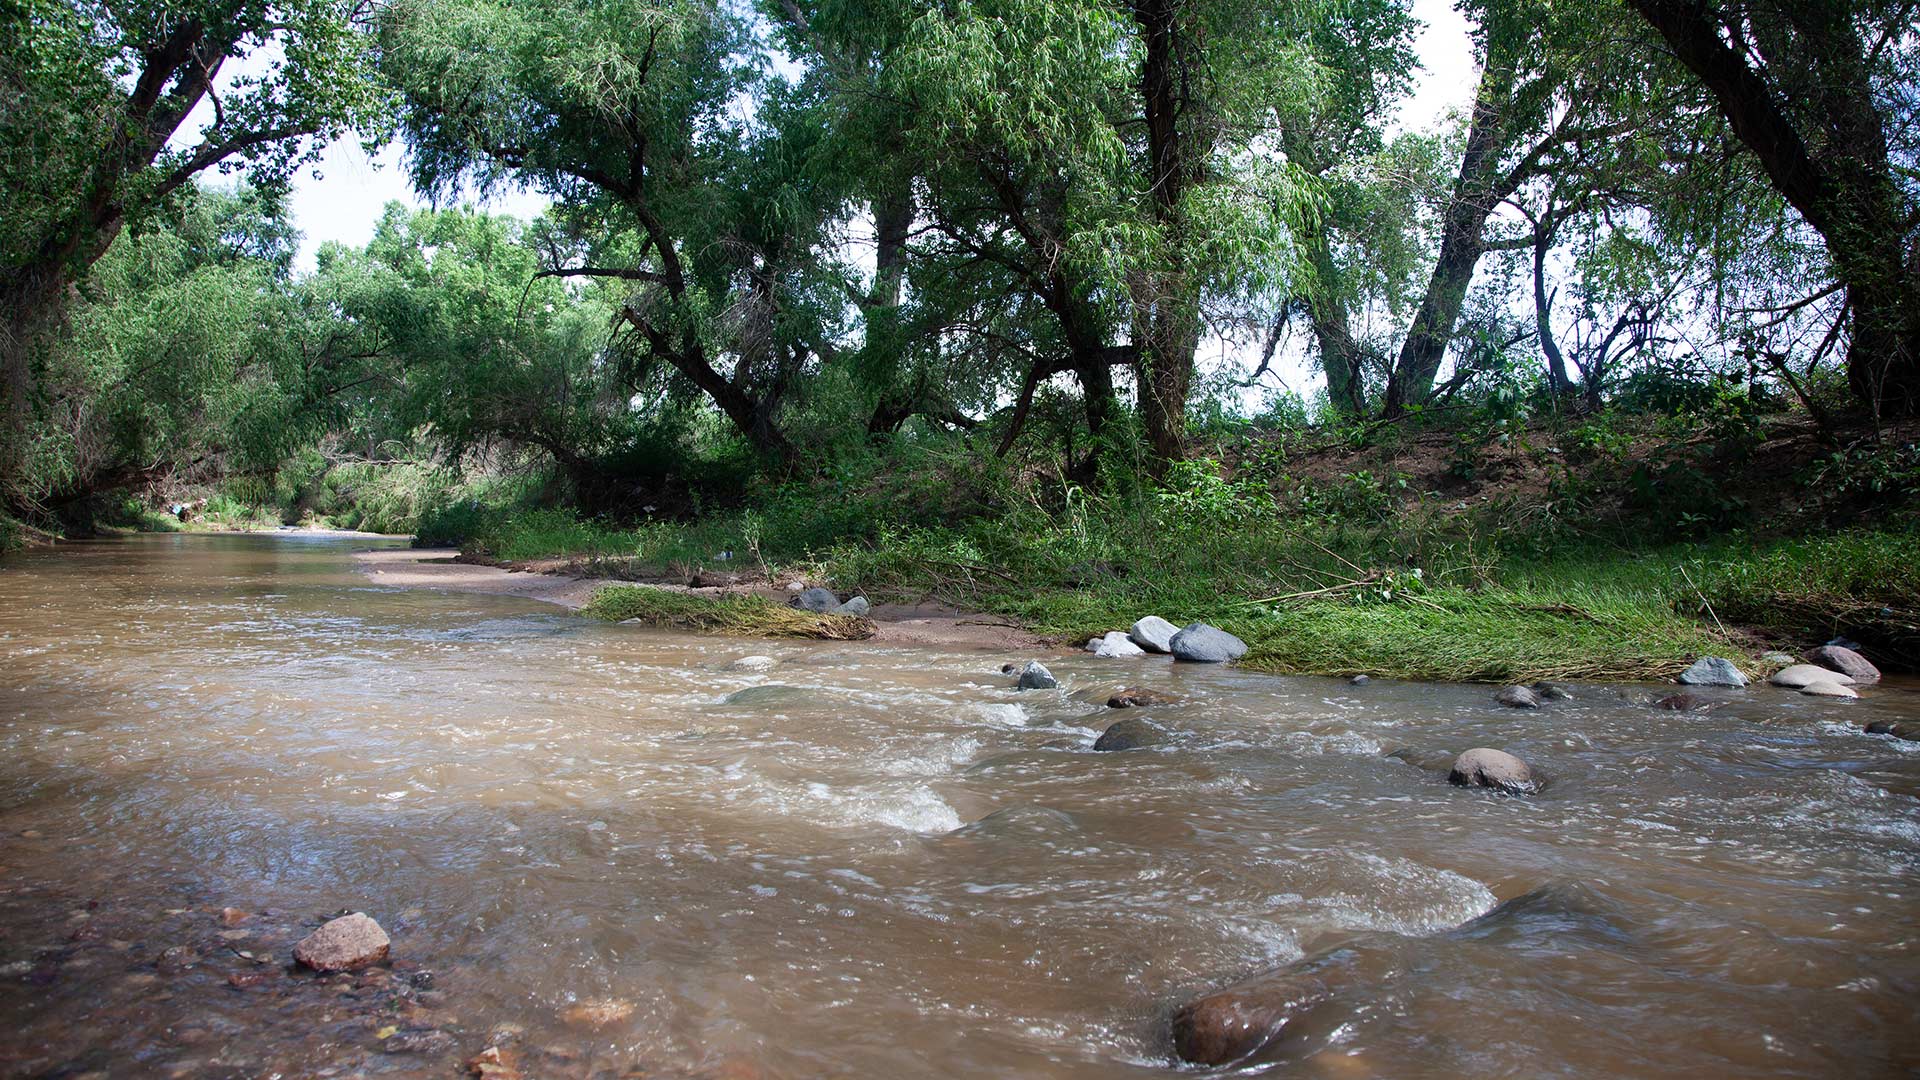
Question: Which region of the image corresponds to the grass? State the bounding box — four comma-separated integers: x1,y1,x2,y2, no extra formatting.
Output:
580,586,876,640
189,435,1920,681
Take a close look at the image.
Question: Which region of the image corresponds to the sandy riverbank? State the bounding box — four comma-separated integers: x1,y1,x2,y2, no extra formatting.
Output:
353,547,1047,651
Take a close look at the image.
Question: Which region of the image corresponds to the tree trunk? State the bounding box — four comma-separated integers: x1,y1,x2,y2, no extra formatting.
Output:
1131,0,1199,473
1627,0,1920,414
1532,221,1577,396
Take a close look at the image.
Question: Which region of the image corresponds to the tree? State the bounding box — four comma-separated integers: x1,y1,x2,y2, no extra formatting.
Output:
0,0,383,500
380,0,846,464
1624,0,1920,415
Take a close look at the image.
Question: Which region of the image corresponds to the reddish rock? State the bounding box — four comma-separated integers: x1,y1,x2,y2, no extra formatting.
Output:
561,997,635,1027
293,913,390,973
1447,748,1538,795
226,971,273,989
1171,967,1334,1065
218,907,249,926
466,1045,525,1080
1810,645,1881,683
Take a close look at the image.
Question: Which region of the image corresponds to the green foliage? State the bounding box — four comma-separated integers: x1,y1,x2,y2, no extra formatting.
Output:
579,586,874,639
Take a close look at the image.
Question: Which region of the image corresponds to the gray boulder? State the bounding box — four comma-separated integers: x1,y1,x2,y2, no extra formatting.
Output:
1127,615,1180,653
1093,717,1169,751
1809,644,1880,683
1495,685,1541,709
1530,681,1574,700
793,587,839,613
1086,631,1146,658
1015,661,1057,690
1348,674,1370,685
1770,663,1854,689
1169,622,1247,663
1447,748,1538,795
1678,656,1747,687
831,595,870,617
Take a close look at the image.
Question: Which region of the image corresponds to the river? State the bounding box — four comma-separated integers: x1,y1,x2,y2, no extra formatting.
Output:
0,532,1916,1077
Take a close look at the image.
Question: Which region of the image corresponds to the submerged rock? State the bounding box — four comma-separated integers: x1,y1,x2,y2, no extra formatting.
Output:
831,596,870,617
1800,681,1858,699
1169,622,1247,663
1086,631,1146,658
1015,661,1058,690
793,587,838,613
725,655,778,673
948,805,1081,839
561,998,635,1028
293,913,390,972
1654,693,1704,711
723,684,810,707
1447,748,1537,795
1128,615,1180,653
1093,716,1169,751
1530,681,1574,700
1107,687,1175,708
1810,644,1880,683
1770,663,1854,689
1494,685,1540,709
1678,656,1747,687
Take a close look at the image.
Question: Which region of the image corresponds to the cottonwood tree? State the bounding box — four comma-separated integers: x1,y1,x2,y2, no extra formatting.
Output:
0,0,382,502
1624,0,1920,416
381,0,853,464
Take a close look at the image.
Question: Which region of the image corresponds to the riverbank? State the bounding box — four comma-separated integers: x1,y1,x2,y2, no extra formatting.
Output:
354,547,1046,651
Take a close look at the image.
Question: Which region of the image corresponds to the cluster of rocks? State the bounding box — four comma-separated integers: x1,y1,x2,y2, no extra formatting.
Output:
1677,643,1880,700
1077,615,1248,664
789,585,869,617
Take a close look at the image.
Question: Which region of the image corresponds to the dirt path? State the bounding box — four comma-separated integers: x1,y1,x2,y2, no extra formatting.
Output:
353,547,1048,652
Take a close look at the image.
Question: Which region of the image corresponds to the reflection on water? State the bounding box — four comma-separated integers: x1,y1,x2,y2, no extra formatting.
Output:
0,532,1917,1077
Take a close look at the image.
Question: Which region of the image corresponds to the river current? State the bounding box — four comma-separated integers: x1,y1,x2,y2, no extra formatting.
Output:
0,532,1916,1077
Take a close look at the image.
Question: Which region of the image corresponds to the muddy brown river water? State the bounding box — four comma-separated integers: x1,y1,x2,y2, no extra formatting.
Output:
1,532,1917,1078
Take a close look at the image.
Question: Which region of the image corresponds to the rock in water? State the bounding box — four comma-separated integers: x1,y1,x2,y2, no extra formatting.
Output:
1447,748,1537,795
1107,687,1175,708
1678,656,1747,687
293,913,390,972
1093,717,1168,751
1530,681,1573,700
1867,720,1920,741
725,655,777,672
1087,631,1146,658
793,587,838,613
1169,623,1247,663
1770,664,1854,689
1654,693,1703,711
1495,685,1540,709
1800,681,1858,699
1170,963,1337,1066
1015,661,1057,690
1348,674,1370,685
1809,644,1881,683
1127,615,1180,653
831,596,870,617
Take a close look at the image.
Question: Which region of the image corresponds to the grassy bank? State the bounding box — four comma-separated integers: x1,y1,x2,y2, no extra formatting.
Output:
404,462,1915,681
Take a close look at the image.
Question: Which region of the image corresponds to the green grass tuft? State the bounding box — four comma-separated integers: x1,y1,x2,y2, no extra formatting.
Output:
580,586,875,640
